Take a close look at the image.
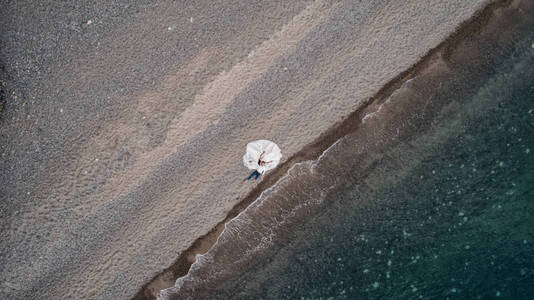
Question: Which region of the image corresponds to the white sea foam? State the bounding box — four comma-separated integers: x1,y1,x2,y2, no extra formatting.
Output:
160,143,343,298
159,161,318,299
362,76,417,124
314,138,343,166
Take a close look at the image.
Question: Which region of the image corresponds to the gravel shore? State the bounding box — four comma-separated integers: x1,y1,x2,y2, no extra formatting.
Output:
1,0,492,299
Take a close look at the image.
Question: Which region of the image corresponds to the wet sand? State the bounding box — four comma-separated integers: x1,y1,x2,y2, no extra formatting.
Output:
0,0,499,299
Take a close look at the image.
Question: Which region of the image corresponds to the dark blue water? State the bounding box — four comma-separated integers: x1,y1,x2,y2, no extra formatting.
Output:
161,4,534,300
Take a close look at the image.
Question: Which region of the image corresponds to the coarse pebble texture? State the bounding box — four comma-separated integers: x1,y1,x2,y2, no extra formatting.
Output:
0,0,491,299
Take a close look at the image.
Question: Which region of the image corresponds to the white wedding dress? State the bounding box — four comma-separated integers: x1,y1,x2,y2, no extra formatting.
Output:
243,140,282,174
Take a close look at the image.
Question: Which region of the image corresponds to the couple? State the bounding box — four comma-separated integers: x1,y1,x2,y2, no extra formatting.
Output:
243,140,282,182
245,151,273,181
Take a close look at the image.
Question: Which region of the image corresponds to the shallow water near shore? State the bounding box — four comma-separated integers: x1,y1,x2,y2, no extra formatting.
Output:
161,3,534,299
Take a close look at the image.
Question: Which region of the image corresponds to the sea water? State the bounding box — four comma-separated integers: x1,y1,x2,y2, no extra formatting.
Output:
161,5,534,300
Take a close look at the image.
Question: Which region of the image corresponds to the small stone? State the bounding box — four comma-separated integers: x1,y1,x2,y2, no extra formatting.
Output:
87,19,93,25
372,282,379,289
496,291,501,297
363,269,369,274
531,42,534,49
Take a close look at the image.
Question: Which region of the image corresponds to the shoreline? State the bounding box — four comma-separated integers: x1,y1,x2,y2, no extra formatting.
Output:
132,0,518,298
